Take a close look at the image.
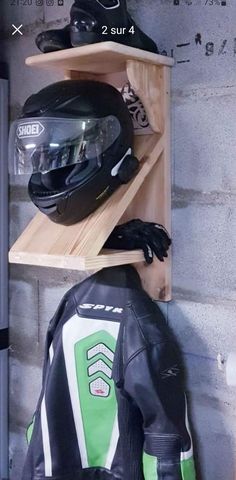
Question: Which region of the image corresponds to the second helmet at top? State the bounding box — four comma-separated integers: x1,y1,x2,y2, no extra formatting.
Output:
36,0,158,54
9,80,139,225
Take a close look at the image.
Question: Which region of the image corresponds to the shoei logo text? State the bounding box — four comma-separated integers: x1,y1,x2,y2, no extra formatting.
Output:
79,303,123,314
17,122,45,139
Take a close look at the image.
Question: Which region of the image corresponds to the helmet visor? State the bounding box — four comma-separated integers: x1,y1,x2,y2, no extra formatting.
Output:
9,116,121,175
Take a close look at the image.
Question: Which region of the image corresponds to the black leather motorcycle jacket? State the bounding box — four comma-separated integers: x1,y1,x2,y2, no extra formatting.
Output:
22,266,196,480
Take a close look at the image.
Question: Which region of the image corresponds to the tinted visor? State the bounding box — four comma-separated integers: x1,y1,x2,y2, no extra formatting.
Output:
9,116,121,175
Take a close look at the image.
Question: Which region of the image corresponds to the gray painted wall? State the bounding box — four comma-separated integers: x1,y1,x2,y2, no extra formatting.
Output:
1,0,236,478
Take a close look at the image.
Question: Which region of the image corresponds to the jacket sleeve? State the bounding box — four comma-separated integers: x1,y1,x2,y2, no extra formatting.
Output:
123,340,196,480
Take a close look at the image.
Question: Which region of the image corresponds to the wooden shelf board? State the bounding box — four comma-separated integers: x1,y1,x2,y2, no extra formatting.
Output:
9,249,145,271
26,42,174,74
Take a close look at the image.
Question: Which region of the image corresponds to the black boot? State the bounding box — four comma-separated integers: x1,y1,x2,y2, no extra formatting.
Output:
35,25,72,54
70,0,158,53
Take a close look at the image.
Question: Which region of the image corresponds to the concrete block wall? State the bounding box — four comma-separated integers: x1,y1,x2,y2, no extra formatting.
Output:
1,0,236,478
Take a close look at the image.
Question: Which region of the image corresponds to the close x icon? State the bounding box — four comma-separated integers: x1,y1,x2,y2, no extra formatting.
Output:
12,24,23,36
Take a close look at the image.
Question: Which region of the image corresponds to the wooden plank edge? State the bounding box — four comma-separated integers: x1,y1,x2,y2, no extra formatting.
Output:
26,42,174,69
9,248,171,301
8,249,145,270
163,67,172,301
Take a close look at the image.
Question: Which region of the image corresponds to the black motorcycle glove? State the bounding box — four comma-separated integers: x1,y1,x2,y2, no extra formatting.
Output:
104,219,171,264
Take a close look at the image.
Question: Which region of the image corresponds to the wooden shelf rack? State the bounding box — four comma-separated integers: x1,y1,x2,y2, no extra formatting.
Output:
9,42,174,301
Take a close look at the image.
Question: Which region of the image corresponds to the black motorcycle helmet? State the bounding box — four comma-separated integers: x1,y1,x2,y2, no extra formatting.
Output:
9,80,139,225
